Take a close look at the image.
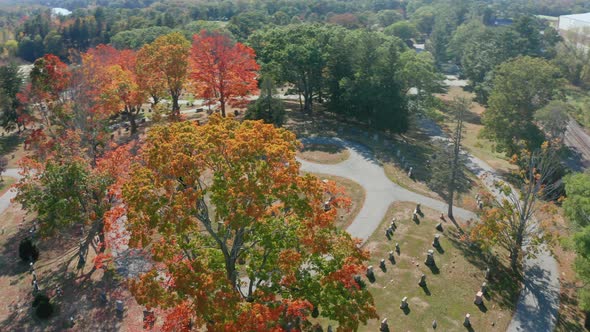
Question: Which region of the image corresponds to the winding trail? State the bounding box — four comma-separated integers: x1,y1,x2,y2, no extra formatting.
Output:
298,132,559,332
418,117,560,332
0,169,22,216
297,137,476,242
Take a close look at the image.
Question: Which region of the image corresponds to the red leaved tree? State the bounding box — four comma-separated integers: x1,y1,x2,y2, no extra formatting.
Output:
190,31,259,117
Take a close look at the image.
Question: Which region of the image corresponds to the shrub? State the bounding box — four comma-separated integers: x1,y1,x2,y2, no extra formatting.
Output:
19,238,39,262
32,294,53,319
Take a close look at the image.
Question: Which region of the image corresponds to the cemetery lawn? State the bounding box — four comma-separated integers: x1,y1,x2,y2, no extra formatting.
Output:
298,143,350,164
436,86,516,175
306,173,365,230
360,202,518,331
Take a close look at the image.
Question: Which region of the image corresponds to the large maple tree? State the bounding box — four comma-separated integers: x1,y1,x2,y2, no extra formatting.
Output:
122,116,376,330
137,32,190,119
190,31,259,117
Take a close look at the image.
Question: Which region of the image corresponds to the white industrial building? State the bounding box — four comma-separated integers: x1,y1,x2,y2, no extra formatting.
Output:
558,12,590,34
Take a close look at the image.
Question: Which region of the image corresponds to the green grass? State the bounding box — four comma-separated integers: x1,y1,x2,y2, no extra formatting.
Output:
565,85,590,129
298,143,350,164
357,202,518,331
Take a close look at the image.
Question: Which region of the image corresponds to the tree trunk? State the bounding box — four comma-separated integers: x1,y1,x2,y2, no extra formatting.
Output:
129,112,137,134
220,92,226,117
171,92,180,119
448,100,466,219
510,247,519,272
447,190,454,219
151,94,160,107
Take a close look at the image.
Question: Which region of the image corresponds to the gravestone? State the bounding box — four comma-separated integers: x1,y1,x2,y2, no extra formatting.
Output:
380,318,389,332
474,291,484,305
387,226,394,234
389,251,395,263
485,267,491,280
408,167,413,178
425,250,435,266
433,234,441,247
100,291,107,303
391,219,397,229
464,314,471,327
481,282,487,294
436,223,443,232
116,300,125,313
400,297,408,309
385,229,391,240
433,320,437,329
415,204,421,214
366,266,374,279
395,243,400,253
353,275,363,288
380,259,386,270
32,280,39,293
418,274,426,287
412,212,419,223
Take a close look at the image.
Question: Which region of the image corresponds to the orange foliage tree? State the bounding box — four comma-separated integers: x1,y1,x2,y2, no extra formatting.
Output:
82,45,147,134
137,32,190,119
190,31,259,117
470,144,560,271
15,53,135,266
122,116,377,330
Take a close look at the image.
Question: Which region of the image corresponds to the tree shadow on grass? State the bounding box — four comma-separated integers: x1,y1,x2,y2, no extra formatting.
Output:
0,261,126,332
0,132,24,157
299,143,346,155
555,282,585,332
446,229,520,310
0,225,35,278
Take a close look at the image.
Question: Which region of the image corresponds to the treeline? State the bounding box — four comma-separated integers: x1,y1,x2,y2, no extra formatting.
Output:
250,24,443,133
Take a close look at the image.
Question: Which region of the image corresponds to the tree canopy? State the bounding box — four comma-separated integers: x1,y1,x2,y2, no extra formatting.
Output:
122,116,377,330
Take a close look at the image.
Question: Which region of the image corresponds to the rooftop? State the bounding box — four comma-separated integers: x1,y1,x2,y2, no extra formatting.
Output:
560,12,590,23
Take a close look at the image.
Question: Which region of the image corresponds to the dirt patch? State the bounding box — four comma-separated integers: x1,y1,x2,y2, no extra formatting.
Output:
0,202,160,331
298,143,350,164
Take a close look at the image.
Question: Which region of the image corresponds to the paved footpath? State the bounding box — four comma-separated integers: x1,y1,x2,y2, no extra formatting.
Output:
298,137,476,242
418,117,560,332
0,168,22,216
299,132,559,332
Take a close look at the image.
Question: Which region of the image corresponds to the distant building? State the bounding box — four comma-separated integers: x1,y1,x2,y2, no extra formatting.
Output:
558,13,590,34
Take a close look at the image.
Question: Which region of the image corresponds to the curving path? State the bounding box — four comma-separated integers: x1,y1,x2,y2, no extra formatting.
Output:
298,135,559,332
418,117,560,332
297,137,476,242
0,168,22,216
